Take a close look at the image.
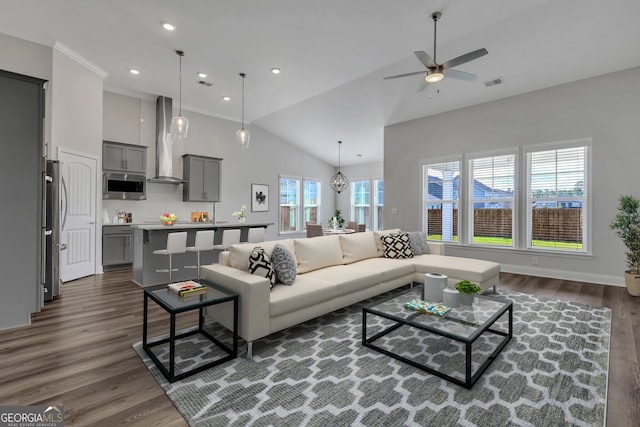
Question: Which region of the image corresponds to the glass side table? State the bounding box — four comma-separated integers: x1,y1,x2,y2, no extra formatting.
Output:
143,279,238,383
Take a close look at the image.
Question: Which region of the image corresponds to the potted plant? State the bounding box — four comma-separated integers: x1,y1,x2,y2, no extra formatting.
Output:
455,280,482,305
610,194,640,296
327,209,345,229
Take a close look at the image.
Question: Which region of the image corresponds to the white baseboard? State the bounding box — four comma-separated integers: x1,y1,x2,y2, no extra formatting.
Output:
500,264,625,287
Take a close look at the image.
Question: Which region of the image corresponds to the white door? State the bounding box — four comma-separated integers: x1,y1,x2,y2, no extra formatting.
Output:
58,149,97,282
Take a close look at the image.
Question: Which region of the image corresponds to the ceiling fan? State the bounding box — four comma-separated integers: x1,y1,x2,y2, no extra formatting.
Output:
384,11,488,83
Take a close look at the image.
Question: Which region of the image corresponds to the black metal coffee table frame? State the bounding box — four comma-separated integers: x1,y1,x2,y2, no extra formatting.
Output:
143,279,238,383
362,287,512,389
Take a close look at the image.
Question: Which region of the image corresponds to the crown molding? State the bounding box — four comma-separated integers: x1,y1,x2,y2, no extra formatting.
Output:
54,42,108,79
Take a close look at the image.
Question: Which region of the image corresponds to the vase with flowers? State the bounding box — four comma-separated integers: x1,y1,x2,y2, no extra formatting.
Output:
232,205,247,223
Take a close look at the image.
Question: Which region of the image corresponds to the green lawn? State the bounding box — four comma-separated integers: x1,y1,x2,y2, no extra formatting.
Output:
427,235,583,250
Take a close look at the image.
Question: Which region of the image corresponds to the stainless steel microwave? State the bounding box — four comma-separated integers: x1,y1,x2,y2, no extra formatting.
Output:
103,172,146,200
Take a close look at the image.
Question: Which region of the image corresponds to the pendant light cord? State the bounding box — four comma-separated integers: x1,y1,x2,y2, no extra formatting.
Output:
176,50,185,116
240,73,246,130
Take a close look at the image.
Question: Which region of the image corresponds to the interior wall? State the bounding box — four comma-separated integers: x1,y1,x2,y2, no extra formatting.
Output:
102,92,337,241
50,46,104,158
335,162,384,224
384,66,640,286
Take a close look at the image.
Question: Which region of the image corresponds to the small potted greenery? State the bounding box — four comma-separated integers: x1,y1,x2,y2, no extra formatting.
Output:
610,194,640,296
327,209,345,228
455,280,482,305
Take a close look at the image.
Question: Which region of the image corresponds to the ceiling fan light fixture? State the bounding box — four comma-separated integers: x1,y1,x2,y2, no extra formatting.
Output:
170,50,188,139
425,71,444,83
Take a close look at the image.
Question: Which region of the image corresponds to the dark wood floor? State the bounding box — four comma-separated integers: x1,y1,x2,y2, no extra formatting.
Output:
0,271,638,426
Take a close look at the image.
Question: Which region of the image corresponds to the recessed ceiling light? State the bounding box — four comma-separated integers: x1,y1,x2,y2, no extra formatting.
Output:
162,22,176,31
271,67,281,74
197,72,208,78
222,96,231,101
129,68,140,75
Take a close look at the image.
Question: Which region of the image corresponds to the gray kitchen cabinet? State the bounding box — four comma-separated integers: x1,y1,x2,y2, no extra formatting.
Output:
183,154,222,202
102,225,133,268
103,140,147,173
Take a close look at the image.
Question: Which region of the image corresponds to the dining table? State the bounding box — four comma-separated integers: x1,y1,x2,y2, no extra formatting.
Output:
322,227,356,235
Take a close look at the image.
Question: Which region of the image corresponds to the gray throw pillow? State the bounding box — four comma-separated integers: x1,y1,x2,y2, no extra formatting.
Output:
248,247,276,288
271,243,297,285
381,233,414,259
408,231,429,255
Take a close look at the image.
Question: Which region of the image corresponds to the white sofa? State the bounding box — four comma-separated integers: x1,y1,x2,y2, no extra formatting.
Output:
201,229,500,356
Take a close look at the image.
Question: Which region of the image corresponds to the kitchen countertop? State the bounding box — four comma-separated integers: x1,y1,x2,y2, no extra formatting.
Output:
132,222,270,230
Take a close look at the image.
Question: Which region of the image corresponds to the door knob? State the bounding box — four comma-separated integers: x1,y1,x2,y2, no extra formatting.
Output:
88,221,95,224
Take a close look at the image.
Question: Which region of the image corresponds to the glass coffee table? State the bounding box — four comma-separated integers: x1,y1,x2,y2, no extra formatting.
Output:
143,279,238,383
362,285,512,389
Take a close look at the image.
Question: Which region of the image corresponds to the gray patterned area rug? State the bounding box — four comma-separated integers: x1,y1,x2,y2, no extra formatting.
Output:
133,288,611,426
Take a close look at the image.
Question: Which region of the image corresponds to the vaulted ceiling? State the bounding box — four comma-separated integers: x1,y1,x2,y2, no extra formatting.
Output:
2,0,640,166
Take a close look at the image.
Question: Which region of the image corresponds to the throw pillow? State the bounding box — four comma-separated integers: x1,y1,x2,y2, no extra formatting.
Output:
248,247,276,288
408,231,429,255
373,228,402,257
271,243,297,285
381,233,414,259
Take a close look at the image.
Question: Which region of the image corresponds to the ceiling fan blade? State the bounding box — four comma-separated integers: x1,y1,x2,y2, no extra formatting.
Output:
383,71,426,80
441,48,488,70
443,69,477,81
414,51,437,69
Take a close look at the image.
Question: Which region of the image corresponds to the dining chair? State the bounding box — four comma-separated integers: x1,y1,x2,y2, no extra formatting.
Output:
346,221,358,230
306,223,324,238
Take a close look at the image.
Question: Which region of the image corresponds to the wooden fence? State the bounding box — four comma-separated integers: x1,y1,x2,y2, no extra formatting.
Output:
427,208,582,242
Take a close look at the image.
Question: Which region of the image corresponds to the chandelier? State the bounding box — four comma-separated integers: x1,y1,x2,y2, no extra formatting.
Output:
330,140,349,193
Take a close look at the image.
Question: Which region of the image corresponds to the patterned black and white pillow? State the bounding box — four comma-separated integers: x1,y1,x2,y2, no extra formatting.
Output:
381,233,414,259
248,247,276,288
408,231,429,255
271,243,297,285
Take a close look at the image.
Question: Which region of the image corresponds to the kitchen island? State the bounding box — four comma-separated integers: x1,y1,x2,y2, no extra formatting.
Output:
132,222,272,287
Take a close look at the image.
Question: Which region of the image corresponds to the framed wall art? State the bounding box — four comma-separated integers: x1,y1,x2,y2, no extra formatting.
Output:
251,183,269,212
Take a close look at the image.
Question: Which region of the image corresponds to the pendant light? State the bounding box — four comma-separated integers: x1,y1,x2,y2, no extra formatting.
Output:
170,50,189,139
330,140,349,193
235,72,250,149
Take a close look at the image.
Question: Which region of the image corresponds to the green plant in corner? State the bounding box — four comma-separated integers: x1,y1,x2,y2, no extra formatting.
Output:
455,280,482,295
327,209,345,228
609,194,640,296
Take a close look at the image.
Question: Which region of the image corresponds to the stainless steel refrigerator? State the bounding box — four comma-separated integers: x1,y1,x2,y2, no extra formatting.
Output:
43,160,65,302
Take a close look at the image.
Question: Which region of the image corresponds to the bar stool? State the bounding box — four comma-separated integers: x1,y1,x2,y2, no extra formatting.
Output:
153,232,187,284
185,230,215,279
212,229,241,251
246,227,265,243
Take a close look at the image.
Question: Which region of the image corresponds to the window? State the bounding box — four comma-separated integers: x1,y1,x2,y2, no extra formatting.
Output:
527,144,588,252
279,176,300,233
351,180,371,230
423,159,460,242
303,178,321,226
468,153,516,247
374,178,384,230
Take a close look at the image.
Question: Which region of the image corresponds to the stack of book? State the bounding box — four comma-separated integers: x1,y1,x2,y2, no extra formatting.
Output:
167,281,208,297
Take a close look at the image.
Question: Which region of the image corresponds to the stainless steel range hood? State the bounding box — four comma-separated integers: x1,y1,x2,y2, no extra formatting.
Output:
148,96,185,184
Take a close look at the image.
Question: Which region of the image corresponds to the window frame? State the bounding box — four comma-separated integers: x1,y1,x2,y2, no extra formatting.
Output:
422,156,462,244
467,149,518,248
524,139,591,254
278,174,301,234
302,177,322,228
